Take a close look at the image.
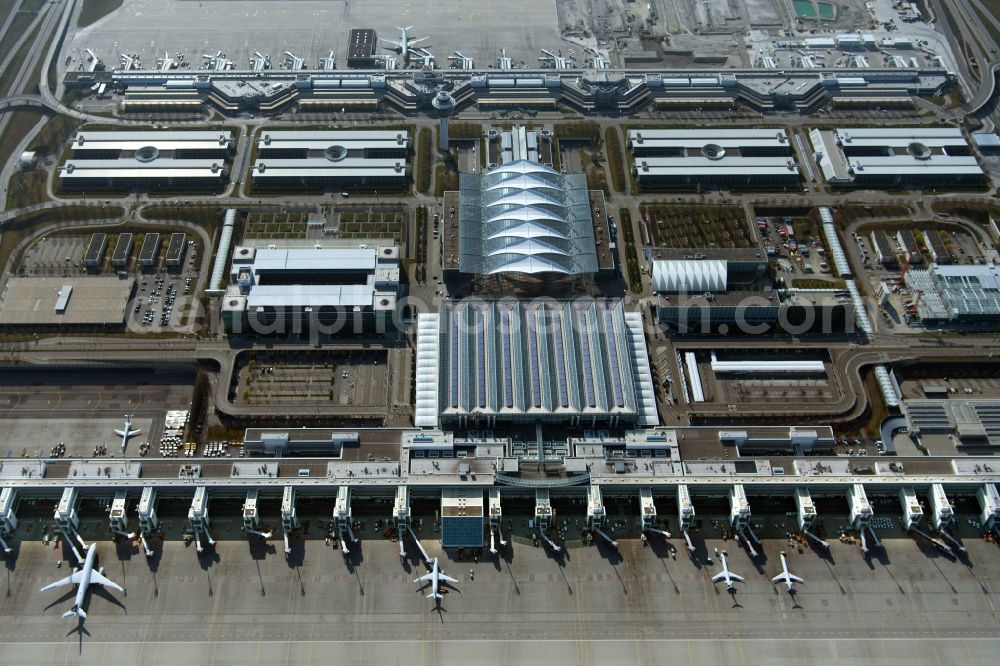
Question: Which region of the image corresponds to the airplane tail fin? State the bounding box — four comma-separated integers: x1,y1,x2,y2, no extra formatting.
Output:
62,606,86,619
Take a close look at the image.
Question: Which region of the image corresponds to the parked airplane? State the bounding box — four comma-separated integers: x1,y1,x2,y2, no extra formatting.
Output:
39,544,123,619
711,549,744,591
771,551,804,592
114,414,141,452
413,557,457,600
382,26,429,62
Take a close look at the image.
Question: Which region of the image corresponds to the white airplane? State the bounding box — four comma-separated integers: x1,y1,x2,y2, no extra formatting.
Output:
114,414,141,452
40,544,123,619
413,557,457,600
382,26,428,62
711,550,744,591
771,551,804,592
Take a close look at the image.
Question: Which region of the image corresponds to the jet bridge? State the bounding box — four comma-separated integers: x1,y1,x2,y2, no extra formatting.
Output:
899,486,923,531
848,484,880,553
677,484,696,553
0,487,16,554
488,488,506,554
640,487,670,538
108,489,135,540
900,485,949,551
587,485,617,548
794,487,828,548
978,483,1000,533
332,486,357,555
729,484,758,557
281,486,300,555
137,487,160,557
188,486,215,553
534,488,560,552
928,484,965,553
243,489,272,539
54,487,87,562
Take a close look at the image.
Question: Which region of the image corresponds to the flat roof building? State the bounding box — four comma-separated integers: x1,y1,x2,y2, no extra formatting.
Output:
923,229,951,264
487,126,553,167
139,233,160,267
112,233,133,268
165,233,187,267
905,264,1000,323
347,29,378,69
0,276,134,327
809,127,985,187
897,229,922,264
440,487,484,549
250,130,409,189
627,128,800,188
414,299,658,429
59,130,233,191
870,229,896,267
222,244,400,335
84,233,107,268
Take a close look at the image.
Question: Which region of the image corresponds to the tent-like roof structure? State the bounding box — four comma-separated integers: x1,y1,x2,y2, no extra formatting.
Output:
458,161,598,276
651,259,728,293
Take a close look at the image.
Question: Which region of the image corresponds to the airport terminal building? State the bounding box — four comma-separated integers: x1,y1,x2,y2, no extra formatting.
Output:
414,299,658,429
627,128,801,188
222,245,400,334
58,130,234,191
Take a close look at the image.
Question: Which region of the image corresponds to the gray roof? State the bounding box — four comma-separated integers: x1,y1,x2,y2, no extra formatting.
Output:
416,299,657,426
257,130,409,151
458,161,598,275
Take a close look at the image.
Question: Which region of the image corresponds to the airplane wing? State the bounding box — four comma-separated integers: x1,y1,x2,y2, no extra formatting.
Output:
439,573,458,584
411,37,429,45
711,572,726,582
89,571,124,593
413,572,434,583
771,573,787,583
789,574,804,583
114,429,126,437
40,570,84,592
381,39,403,48
729,573,745,582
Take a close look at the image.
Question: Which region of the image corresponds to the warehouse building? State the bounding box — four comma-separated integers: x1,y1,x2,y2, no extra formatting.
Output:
627,128,800,188
870,229,897,267
250,130,409,189
443,161,613,291
59,130,234,191
0,277,134,328
904,264,1000,324
809,127,985,187
414,299,658,429
222,244,400,335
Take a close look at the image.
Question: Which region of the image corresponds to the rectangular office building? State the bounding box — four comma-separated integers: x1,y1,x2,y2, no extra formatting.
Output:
628,128,800,188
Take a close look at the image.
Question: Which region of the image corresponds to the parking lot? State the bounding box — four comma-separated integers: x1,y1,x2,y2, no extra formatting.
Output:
232,350,389,408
